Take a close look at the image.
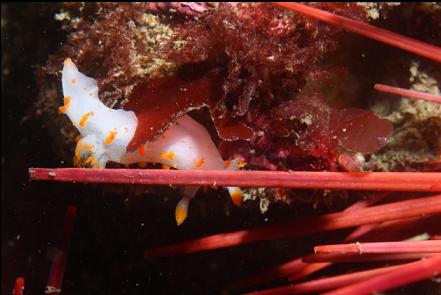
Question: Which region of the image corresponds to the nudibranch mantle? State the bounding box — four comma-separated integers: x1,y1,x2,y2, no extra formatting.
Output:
61,58,243,225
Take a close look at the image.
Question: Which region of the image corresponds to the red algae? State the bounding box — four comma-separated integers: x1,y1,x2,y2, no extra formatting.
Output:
160,3,344,170
219,100,393,171
125,74,253,151
125,75,212,149
331,108,394,153
274,2,441,62
152,2,395,171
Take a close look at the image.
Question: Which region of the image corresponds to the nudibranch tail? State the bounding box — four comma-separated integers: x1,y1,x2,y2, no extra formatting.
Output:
228,187,243,207
225,159,244,207
175,198,190,226
175,186,199,225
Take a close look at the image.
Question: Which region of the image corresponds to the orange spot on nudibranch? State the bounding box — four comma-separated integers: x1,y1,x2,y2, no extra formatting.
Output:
160,151,175,161
58,96,71,113
138,146,145,156
79,112,94,127
64,58,73,65
162,164,170,170
224,160,231,169
76,142,94,158
167,152,175,160
71,79,77,85
175,205,188,226
230,188,243,207
74,141,96,167
194,158,205,168
236,162,247,168
104,130,117,145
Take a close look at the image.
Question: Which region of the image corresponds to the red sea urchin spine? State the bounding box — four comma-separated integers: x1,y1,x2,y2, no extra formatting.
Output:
229,258,312,290
232,197,438,288
12,277,25,295
314,240,441,255
322,255,441,295
230,193,389,289
28,168,441,192
302,252,440,263
144,195,441,257
286,215,439,281
272,2,441,63
374,84,441,104
246,264,402,295
45,206,77,295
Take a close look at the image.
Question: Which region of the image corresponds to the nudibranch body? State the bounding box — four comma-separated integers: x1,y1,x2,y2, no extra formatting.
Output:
61,58,243,225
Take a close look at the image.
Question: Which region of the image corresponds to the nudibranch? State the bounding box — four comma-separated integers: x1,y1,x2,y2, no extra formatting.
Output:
60,58,243,225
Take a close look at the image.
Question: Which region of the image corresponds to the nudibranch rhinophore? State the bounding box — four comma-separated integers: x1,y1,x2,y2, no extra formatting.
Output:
60,58,243,225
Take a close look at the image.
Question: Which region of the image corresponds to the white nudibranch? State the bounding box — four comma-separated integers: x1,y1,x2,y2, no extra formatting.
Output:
61,58,244,225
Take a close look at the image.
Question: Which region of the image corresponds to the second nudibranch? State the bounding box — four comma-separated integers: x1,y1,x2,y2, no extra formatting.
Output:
60,58,243,225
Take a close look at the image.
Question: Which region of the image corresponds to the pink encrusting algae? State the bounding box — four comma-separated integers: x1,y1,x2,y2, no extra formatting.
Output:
24,2,441,294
